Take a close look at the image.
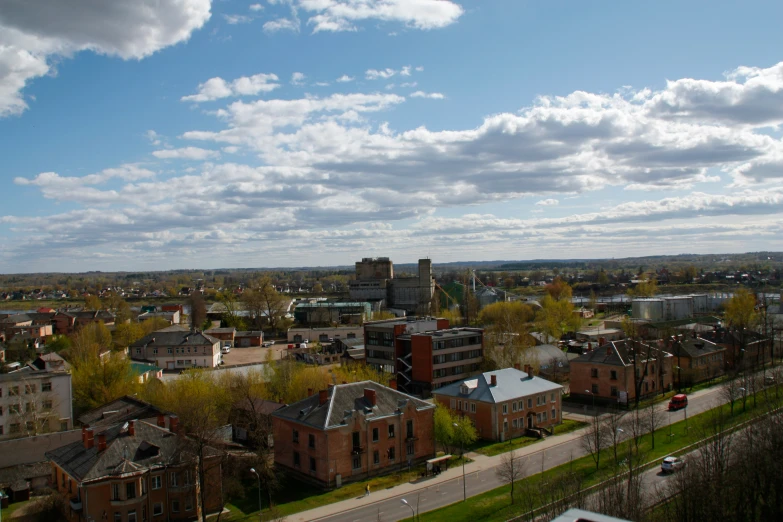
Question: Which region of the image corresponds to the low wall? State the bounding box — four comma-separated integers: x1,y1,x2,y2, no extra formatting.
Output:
0,430,82,468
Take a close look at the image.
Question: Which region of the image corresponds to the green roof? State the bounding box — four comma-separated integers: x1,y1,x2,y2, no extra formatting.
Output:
648,316,722,329
130,362,162,376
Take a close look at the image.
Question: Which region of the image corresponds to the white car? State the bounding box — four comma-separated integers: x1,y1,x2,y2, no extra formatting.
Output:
262,341,274,347
221,345,231,354
661,456,685,473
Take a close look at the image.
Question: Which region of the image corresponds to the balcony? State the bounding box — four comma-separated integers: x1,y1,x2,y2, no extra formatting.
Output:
351,445,365,455
70,497,82,511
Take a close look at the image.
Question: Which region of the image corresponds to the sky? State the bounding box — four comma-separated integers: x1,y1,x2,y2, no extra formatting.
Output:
2,0,783,273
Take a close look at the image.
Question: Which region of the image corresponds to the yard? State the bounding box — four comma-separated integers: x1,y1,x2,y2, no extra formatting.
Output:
472,419,587,457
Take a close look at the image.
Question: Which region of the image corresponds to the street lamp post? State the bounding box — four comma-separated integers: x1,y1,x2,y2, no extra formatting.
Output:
684,405,688,430
249,468,262,516
401,498,416,521
585,389,595,417
453,422,466,502
739,387,747,412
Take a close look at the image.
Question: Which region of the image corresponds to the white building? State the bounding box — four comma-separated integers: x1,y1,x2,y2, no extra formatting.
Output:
130,325,221,369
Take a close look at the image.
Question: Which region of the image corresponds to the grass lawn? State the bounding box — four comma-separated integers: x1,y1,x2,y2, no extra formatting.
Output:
1,499,33,520
403,384,783,522
474,419,587,457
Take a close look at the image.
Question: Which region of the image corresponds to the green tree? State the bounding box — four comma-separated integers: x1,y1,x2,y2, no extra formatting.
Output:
71,352,138,413
433,405,478,455
84,295,102,311
627,278,658,297
536,294,582,341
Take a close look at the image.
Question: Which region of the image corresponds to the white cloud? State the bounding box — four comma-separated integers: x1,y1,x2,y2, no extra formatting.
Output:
291,72,306,86
145,130,162,146
263,17,300,33
400,82,417,88
336,74,354,83
535,198,559,206
249,3,264,11
296,0,464,33
0,0,211,117
182,73,280,102
400,66,411,76
415,66,424,72
152,147,220,160
223,14,253,24
410,90,444,99
366,68,397,80
222,146,240,154
314,81,330,87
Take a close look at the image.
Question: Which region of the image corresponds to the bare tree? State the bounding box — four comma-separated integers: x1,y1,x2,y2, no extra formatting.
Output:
722,376,741,416
581,413,607,470
624,407,645,456
496,450,524,504
644,401,664,450
605,410,624,467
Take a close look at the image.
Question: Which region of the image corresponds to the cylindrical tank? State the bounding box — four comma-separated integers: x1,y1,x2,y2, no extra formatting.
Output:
664,296,693,320
632,298,664,321
689,294,708,314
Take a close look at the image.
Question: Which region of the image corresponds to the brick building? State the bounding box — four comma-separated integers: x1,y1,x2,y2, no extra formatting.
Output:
665,334,725,387
46,417,222,522
699,327,772,371
570,340,674,405
432,366,563,441
130,325,221,369
271,381,435,488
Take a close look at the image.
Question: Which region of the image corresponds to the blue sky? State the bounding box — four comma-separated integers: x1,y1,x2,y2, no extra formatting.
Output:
2,0,783,272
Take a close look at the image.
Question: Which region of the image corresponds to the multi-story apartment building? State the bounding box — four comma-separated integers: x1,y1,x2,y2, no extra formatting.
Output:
46,417,222,522
364,318,483,396
271,381,435,488
348,258,435,315
0,355,73,440
433,366,563,441
129,325,221,369
570,340,673,405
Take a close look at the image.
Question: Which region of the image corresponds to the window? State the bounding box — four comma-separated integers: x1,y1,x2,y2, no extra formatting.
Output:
310,457,316,472
352,455,361,470
42,400,53,410
527,398,533,409
292,429,299,443
373,450,380,465
610,386,618,397
183,470,192,485
153,503,163,516
126,481,136,499
42,382,52,392
167,348,172,354
550,392,556,403
9,423,20,434
112,484,121,501
502,404,508,415
352,431,360,448
9,386,19,396
293,452,300,467
450,399,456,409
512,402,518,412
591,368,598,378
512,419,518,428
591,384,599,394
372,427,379,442
114,512,121,522
470,402,476,413
388,424,395,438
25,384,36,394
136,348,141,355
610,370,617,380
518,400,524,411
152,348,158,355
388,447,395,462
552,408,556,420
348,332,356,339
170,472,178,487
406,420,413,439
308,434,315,449
128,510,137,522
0,426,3,435
503,419,508,432
151,476,161,490
9,404,20,414
185,496,193,511
171,500,180,513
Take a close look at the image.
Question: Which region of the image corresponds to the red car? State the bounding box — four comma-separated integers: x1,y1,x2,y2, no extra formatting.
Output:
668,394,688,410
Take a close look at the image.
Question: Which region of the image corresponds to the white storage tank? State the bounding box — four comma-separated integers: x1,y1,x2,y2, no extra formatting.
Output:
632,298,664,321
689,294,708,314
664,296,694,321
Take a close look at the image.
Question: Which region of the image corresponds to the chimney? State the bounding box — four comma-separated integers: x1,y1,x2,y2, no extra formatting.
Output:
388,378,397,390
599,337,606,346
606,346,612,356
81,424,89,445
524,364,532,375
307,388,313,397
84,428,94,450
157,414,165,428
328,383,334,389
514,362,521,371
128,420,135,437
490,374,497,387
97,433,106,452
169,415,179,434
364,388,377,406
319,389,329,406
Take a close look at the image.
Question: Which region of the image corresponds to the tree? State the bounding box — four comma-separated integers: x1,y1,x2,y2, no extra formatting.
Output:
69,321,113,362
71,352,138,413
722,376,741,416
104,294,132,323
581,413,607,470
536,294,582,341
725,288,759,372
84,295,102,311
248,276,290,334
434,405,455,453
644,401,664,450
480,301,535,369
433,405,478,455
627,278,658,297
496,450,523,504
544,277,572,301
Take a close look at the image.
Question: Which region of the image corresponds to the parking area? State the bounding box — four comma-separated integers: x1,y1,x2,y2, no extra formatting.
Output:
220,342,286,366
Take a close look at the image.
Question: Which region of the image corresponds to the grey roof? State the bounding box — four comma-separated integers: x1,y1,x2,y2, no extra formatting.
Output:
530,332,558,345
0,462,51,489
236,331,263,337
433,367,562,403
338,338,365,349
0,314,31,324
668,337,725,358
272,381,434,430
572,340,670,366
130,328,219,348
45,421,183,483
78,396,169,428
343,348,366,360
205,327,236,334
526,345,570,371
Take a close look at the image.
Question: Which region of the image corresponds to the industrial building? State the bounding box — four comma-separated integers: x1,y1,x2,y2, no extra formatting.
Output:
631,294,710,322
348,258,435,315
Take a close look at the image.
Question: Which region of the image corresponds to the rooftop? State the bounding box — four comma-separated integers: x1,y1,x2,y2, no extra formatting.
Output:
130,328,219,348
77,396,169,428
432,367,562,403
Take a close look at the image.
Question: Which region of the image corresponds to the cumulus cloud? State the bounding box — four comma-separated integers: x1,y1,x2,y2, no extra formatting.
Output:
152,147,220,160
336,74,354,82
249,4,264,11
535,198,559,206
297,0,464,33
0,0,211,117
291,72,306,86
366,68,397,80
182,73,280,102
410,90,444,99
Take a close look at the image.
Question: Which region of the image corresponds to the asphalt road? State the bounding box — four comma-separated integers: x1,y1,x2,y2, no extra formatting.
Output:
314,386,725,522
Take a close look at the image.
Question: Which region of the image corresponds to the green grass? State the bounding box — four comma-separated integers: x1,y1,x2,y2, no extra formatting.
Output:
404,385,783,522
474,419,587,457
1,499,33,520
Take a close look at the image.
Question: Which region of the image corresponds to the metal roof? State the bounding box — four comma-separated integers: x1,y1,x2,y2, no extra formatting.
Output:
432,367,562,403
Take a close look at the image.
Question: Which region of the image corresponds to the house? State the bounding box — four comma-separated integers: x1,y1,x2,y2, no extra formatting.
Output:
293,301,372,325
523,344,570,383
46,418,223,522
570,340,674,405
77,396,170,429
52,310,116,335
665,335,725,386
138,310,181,325
130,362,163,383
699,327,772,371
235,331,263,348
0,359,73,440
432,366,563,441
271,381,436,488
228,398,285,445
129,325,222,369
0,462,52,503
204,327,236,346
288,326,364,344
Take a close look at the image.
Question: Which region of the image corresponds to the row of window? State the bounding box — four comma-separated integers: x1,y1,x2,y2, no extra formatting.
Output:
109,471,192,502
1,400,53,416
351,442,416,469
433,363,481,379
108,497,193,522
433,336,481,351
0,418,65,435
432,349,482,365
0,382,52,397
506,409,557,429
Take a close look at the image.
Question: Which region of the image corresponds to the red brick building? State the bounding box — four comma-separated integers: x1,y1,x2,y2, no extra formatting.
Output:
432,366,563,441
570,340,673,405
665,334,726,387
699,327,772,372
45,417,222,522
271,381,436,488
